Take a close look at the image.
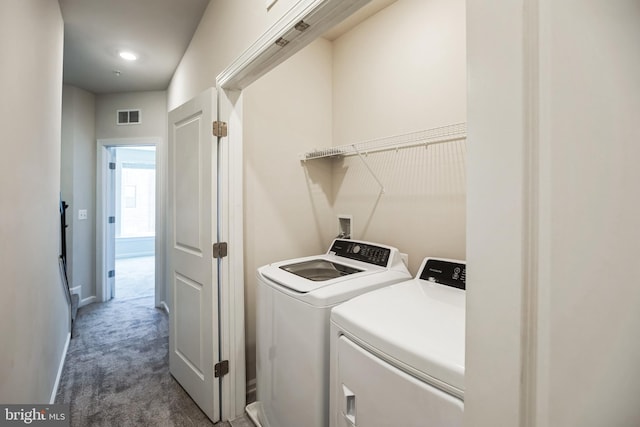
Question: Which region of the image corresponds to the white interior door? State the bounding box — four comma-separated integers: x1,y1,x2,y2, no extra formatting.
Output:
168,88,219,421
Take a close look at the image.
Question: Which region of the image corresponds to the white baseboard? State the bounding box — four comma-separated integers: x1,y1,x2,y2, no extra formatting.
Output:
50,332,71,404
80,296,96,307
160,301,170,314
70,286,81,295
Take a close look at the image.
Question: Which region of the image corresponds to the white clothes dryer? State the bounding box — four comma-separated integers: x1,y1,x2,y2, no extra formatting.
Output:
329,257,466,427
246,239,411,427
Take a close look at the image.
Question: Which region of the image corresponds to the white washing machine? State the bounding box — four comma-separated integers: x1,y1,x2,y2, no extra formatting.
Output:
329,257,466,427
246,239,411,427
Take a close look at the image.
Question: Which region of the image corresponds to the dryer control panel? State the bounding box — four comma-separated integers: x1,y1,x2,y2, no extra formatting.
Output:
329,239,391,267
419,258,466,290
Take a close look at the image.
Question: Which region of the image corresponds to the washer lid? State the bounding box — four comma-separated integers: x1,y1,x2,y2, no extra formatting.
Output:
260,255,381,293
331,275,466,397
279,259,363,281
258,240,410,297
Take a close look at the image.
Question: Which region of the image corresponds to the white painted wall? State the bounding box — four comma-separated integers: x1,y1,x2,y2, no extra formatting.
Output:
466,1,640,426
96,91,168,140
95,91,168,304
61,85,97,302
243,39,335,382
541,1,640,425
331,0,466,273
0,0,69,403
61,90,167,304
169,0,304,110
332,0,466,145
61,89,75,287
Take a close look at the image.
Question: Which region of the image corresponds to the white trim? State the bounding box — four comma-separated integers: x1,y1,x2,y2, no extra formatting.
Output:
217,0,371,90
96,142,110,302
465,1,531,425
80,296,96,307
217,88,246,419
521,1,541,426
154,136,167,310
96,137,164,307
50,332,71,404
160,301,170,315
69,286,81,296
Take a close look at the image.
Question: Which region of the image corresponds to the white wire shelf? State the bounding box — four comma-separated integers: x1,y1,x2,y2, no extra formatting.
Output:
300,122,467,161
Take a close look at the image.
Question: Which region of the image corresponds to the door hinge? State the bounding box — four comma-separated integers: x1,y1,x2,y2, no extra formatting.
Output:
108,216,116,224
213,121,228,137
213,242,228,259
214,360,229,378
108,270,115,278
109,162,116,170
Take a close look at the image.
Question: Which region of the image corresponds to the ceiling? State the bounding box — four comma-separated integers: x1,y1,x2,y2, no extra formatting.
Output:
59,0,396,95
59,0,210,94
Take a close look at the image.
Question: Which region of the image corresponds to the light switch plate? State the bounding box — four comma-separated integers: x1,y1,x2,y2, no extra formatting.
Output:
78,209,87,220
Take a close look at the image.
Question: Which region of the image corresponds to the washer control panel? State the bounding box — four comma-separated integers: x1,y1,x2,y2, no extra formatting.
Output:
419,258,466,290
329,239,391,267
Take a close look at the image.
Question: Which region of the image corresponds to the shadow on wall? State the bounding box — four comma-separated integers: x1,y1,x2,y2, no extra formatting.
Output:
302,138,467,271
302,157,336,242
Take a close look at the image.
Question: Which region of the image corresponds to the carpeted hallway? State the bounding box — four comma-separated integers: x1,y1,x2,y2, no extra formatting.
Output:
55,256,251,427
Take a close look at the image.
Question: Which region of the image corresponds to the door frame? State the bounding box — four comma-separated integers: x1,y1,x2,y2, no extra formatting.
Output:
214,0,372,419
96,137,164,307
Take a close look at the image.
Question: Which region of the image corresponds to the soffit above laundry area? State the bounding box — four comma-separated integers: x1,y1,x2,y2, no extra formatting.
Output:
323,0,397,41
59,0,210,94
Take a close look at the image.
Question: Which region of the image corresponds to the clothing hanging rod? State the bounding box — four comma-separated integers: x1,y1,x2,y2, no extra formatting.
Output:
300,122,467,161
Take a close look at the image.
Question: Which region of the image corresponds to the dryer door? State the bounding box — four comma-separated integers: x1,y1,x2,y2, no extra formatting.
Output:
333,336,463,427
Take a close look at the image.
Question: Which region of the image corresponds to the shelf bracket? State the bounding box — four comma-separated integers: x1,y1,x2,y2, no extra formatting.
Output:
353,145,385,194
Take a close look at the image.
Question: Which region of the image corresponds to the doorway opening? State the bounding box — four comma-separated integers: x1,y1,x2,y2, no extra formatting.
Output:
111,145,156,301
97,138,161,306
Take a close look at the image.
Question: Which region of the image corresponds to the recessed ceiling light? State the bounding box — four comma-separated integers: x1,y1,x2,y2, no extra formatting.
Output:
119,51,137,61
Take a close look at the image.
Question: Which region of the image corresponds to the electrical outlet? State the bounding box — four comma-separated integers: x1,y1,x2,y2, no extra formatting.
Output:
78,209,87,220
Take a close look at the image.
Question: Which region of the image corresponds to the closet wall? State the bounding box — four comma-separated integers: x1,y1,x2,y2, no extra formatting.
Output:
242,39,335,383
61,85,96,302
327,0,466,273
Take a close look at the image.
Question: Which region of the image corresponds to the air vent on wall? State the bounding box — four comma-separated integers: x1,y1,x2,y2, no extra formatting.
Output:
117,109,141,125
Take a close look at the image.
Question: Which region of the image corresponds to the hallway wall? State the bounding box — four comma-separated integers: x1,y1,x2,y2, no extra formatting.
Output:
61,90,167,305
168,0,312,110
61,85,97,303
0,0,69,403
96,91,168,304
96,91,167,140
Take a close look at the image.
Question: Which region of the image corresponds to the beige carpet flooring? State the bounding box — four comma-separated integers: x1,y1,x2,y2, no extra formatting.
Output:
55,256,253,427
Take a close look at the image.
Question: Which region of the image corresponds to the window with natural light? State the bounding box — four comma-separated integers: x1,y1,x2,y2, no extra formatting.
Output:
116,146,156,239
